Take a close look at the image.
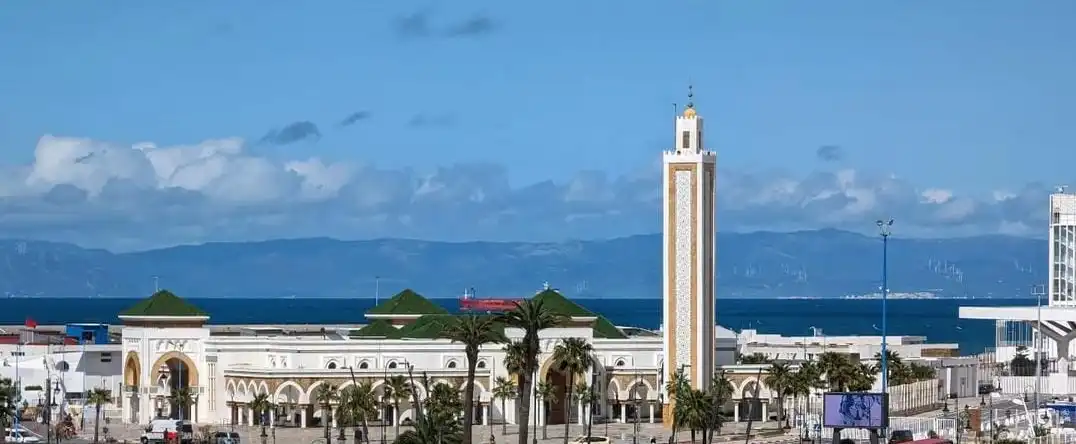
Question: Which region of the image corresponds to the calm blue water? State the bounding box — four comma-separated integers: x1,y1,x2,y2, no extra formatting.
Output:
2,297,1033,354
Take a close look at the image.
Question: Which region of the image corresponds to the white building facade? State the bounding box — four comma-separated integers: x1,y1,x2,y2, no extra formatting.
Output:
23,288,736,428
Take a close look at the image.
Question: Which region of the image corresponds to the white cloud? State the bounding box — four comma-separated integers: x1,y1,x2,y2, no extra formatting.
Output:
0,135,1055,251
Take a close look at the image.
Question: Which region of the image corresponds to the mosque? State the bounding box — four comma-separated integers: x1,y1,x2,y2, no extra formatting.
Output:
3,94,766,429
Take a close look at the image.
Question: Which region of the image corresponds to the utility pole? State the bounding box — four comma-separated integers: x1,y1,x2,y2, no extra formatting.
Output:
1032,283,1046,411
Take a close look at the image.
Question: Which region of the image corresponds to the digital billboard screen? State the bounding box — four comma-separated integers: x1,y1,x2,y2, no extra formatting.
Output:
822,392,889,429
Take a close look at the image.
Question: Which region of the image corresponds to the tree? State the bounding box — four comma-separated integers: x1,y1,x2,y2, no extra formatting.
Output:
738,353,772,365
168,387,194,421
384,375,412,439
87,388,112,444
393,371,463,444
551,337,594,444
441,314,506,444
338,383,377,444
498,299,563,444
249,393,273,438
1010,346,1048,377
492,377,517,436
501,340,526,435
573,382,596,442
314,383,340,442
791,362,824,440
664,367,690,443
534,381,557,440
1,377,16,444
764,362,793,429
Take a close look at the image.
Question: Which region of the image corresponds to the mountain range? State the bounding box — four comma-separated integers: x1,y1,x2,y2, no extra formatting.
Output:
0,229,1046,299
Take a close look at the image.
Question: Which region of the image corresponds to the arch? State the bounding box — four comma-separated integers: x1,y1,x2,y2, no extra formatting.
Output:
357,360,371,370
446,360,459,369
737,378,771,399
258,381,270,395
606,379,623,400
149,351,200,387
387,360,399,369
432,379,455,389
124,352,141,387
326,361,339,370
225,380,237,400
304,379,346,405
625,378,653,401
461,379,488,395
274,380,304,402
476,359,488,369
614,359,627,367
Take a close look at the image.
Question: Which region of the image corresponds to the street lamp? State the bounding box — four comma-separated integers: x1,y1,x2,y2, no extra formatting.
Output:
876,218,894,398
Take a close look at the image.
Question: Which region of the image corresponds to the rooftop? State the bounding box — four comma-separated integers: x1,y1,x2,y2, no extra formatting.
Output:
118,290,208,318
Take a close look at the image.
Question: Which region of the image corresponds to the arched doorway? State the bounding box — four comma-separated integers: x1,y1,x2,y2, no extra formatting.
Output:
545,368,570,425
150,352,199,421
738,381,763,422
124,353,141,423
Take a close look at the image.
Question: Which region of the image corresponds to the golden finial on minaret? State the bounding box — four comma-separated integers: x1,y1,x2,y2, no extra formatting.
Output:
683,84,697,118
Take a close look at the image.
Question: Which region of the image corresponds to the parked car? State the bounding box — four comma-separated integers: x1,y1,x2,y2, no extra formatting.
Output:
888,429,914,444
213,431,241,444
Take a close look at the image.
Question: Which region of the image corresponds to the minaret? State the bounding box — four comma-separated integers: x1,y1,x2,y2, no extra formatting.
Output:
662,86,717,423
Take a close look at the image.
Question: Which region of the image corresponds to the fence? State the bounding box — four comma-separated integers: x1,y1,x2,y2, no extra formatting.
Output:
812,417,957,441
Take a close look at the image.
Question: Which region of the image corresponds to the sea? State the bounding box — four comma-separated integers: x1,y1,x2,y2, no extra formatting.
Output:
0,297,1032,355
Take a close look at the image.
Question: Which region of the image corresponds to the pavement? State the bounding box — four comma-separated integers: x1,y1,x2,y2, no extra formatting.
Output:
58,420,797,444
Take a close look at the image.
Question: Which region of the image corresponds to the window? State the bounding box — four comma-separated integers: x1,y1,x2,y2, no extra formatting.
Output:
55,361,70,372
447,361,458,369
681,131,690,149
388,361,398,369
615,359,626,367
208,362,217,412
476,360,487,369
697,130,703,150
358,361,370,369
327,362,338,370
100,353,112,363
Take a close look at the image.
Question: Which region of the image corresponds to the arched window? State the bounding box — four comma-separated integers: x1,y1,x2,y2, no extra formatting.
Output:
56,361,70,372
388,361,398,369
447,360,458,369
615,359,626,367
326,361,338,370
476,360,487,369
358,361,370,369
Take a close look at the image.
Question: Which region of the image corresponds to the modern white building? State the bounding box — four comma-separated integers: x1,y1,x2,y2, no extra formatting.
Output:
737,329,960,362
959,191,1076,396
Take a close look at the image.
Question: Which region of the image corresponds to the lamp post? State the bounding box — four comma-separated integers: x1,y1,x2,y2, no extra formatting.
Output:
876,219,893,394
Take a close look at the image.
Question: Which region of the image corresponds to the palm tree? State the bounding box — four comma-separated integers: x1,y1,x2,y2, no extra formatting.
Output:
664,367,690,443
738,353,772,365
384,375,412,439
705,371,734,444
764,362,793,429
313,383,340,442
249,393,273,438
338,382,377,444
86,388,111,444
168,387,194,421
492,377,516,436
441,314,506,444
551,337,593,444
849,362,878,391
394,371,463,444
573,382,595,442
534,381,556,440
792,362,824,440
1,377,17,444
498,298,563,444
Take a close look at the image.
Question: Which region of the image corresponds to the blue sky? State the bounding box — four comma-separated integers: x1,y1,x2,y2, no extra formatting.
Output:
0,1,1073,250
